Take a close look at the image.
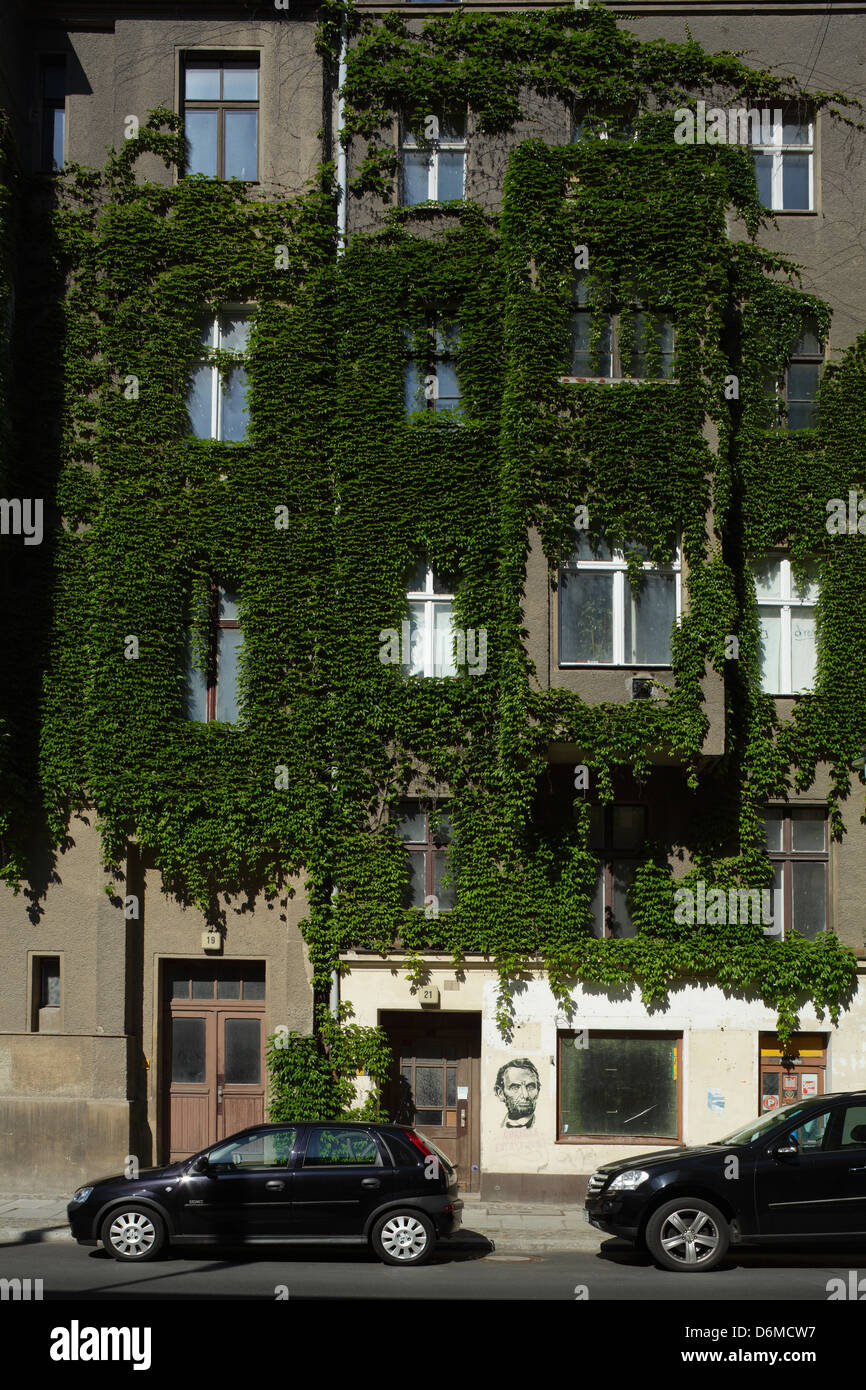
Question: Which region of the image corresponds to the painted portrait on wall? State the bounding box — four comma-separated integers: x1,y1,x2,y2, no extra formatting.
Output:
494,1057,540,1129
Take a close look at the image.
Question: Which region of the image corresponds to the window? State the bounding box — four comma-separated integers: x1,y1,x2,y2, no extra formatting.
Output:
763,807,828,940
40,57,66,171
404,561,458,677
749,108,813,211
571,107,636,144
559,1032,681,1140
400,110,466,204
765,318,823,430
559,535,681,666
208,1128,295,1168
585,804,647,939
169,962,265,1000
183,57,258,180
302,1127,381,1166
752,554,818,694
404,316,461,417
185,584,244,722
567,277,674,381
188,309,251,442
31,955,61,1031
397,803,456,911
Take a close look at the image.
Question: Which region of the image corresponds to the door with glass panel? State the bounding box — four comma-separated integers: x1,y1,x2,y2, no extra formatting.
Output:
382,1012,481,1192
164,962,266,1163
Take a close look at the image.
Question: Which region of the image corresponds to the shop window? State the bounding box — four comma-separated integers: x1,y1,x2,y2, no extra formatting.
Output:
559,1031,681,1140
759,1033,826,1113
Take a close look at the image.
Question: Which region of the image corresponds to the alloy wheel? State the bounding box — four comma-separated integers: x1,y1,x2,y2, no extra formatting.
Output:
378,1214,430,1261
658,1207,720,1266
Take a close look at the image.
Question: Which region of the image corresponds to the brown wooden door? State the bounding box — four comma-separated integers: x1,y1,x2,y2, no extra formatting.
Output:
381,1011,481,1192
164,962,266,1163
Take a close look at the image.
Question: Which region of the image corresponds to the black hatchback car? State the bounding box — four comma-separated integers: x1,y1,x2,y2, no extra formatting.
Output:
68,1121,462,1266
585,1089,866,1272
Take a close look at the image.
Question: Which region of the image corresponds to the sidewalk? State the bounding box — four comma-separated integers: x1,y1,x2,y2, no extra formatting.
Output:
0,1191,604,1253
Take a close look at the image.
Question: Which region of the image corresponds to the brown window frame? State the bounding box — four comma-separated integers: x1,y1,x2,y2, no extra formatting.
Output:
187,580,241,723
763,806,829,940
397,801,456,910
39,55,66,172
181,55,260,183
586,803,648,938
557,1030,683,1144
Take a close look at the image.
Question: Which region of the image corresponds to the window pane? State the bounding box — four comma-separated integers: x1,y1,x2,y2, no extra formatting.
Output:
188,363,214,438
762,808,784,851
243,975,266,1001
840,1106,866,1146
791,861,826,939
790,607,816,692
758,608,782,691
405,601,427,675
609,861,636,938
216,626,243,721
218,589,241,623
782,153,810,210
170,971,190,999
216,977,241,999
788,1109,830,1150
403,362,425,414
752,152,773,207
440,109,466,141
623,572,675,664
224,110,257,180
787,362,819,400
185,641,209,720
416,1067,443,1108
433,848,456,909
219,313,250,354
224,1018,261,1083
223,66,258,101
770,861,783,936
186,110,218,176
221,365,249,441
192,974,214,999
752,556,782,599
403,153,430,205
185,66,220,100
589,866,604,937
406,848,426,906
559,571,614,662
50,109,65,169
786,398,817,430
567,532,613,565
792,319,821,357
437,151,464,200
612,806,646,851
782,116,810,146
569,311,611,376
397,807,427,843
432,601,456,676
791,808,825,853
171,1018,206,1083
42,61,66,99
560,1035,678,1138
434,361,460,413
791,560,820,604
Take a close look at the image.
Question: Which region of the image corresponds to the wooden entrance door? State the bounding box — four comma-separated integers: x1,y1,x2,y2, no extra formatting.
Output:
381,1011,481,1192
164,961,266,1163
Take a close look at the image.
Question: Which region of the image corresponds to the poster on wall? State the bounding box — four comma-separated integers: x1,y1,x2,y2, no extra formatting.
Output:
762,1094,779,1110
494,1057,540,1129
782,1073,798,1101
801,1073,819,1098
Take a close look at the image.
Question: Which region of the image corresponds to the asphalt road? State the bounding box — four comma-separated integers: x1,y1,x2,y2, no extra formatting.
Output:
2,1234,864,1301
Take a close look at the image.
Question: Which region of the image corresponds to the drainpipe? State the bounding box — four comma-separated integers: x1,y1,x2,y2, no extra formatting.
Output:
336,26,347,254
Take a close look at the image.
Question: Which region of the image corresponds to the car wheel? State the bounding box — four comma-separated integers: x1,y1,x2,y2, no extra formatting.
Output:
371,1210,435,1267
100,1207,166,1262
644,1198,729,1273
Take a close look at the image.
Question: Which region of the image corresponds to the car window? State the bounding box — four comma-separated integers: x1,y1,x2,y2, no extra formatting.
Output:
839,1105,866,1147
785,1108,832,1152
208,1128,296,1169
380,1132,421,1167
715,1100,813,1146
302,1127,381,1167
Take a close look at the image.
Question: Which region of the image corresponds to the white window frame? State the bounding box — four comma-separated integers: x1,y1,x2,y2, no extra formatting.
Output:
749,111,814,212
559,543,682,667
752,553,819,695
405,565,457,677
404,316,461,417
401,115,466,203
192,305,252,441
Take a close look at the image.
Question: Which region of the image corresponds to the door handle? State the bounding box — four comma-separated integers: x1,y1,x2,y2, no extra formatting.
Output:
265,1180,285,1190
361,1178,380,1189
217,1084,224,1104
849,1165,866,1173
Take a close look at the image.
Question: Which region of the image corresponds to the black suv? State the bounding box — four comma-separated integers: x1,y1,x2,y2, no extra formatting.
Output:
585,1089,866,1272
68,1121,462,1266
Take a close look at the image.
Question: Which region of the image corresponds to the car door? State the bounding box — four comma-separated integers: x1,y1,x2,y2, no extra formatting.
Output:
177,1127,297,1240
290,1125,393,1237
754,1103,860,1236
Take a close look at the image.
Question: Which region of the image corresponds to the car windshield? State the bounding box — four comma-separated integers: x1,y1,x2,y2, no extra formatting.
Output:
710,1100,814,1146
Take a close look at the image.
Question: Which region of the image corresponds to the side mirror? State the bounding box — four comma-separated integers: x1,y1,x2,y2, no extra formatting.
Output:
773,1143,798,1158
189,1154,210,1175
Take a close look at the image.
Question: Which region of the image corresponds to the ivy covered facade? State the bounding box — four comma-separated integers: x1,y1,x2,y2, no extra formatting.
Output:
0,0,864,1198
